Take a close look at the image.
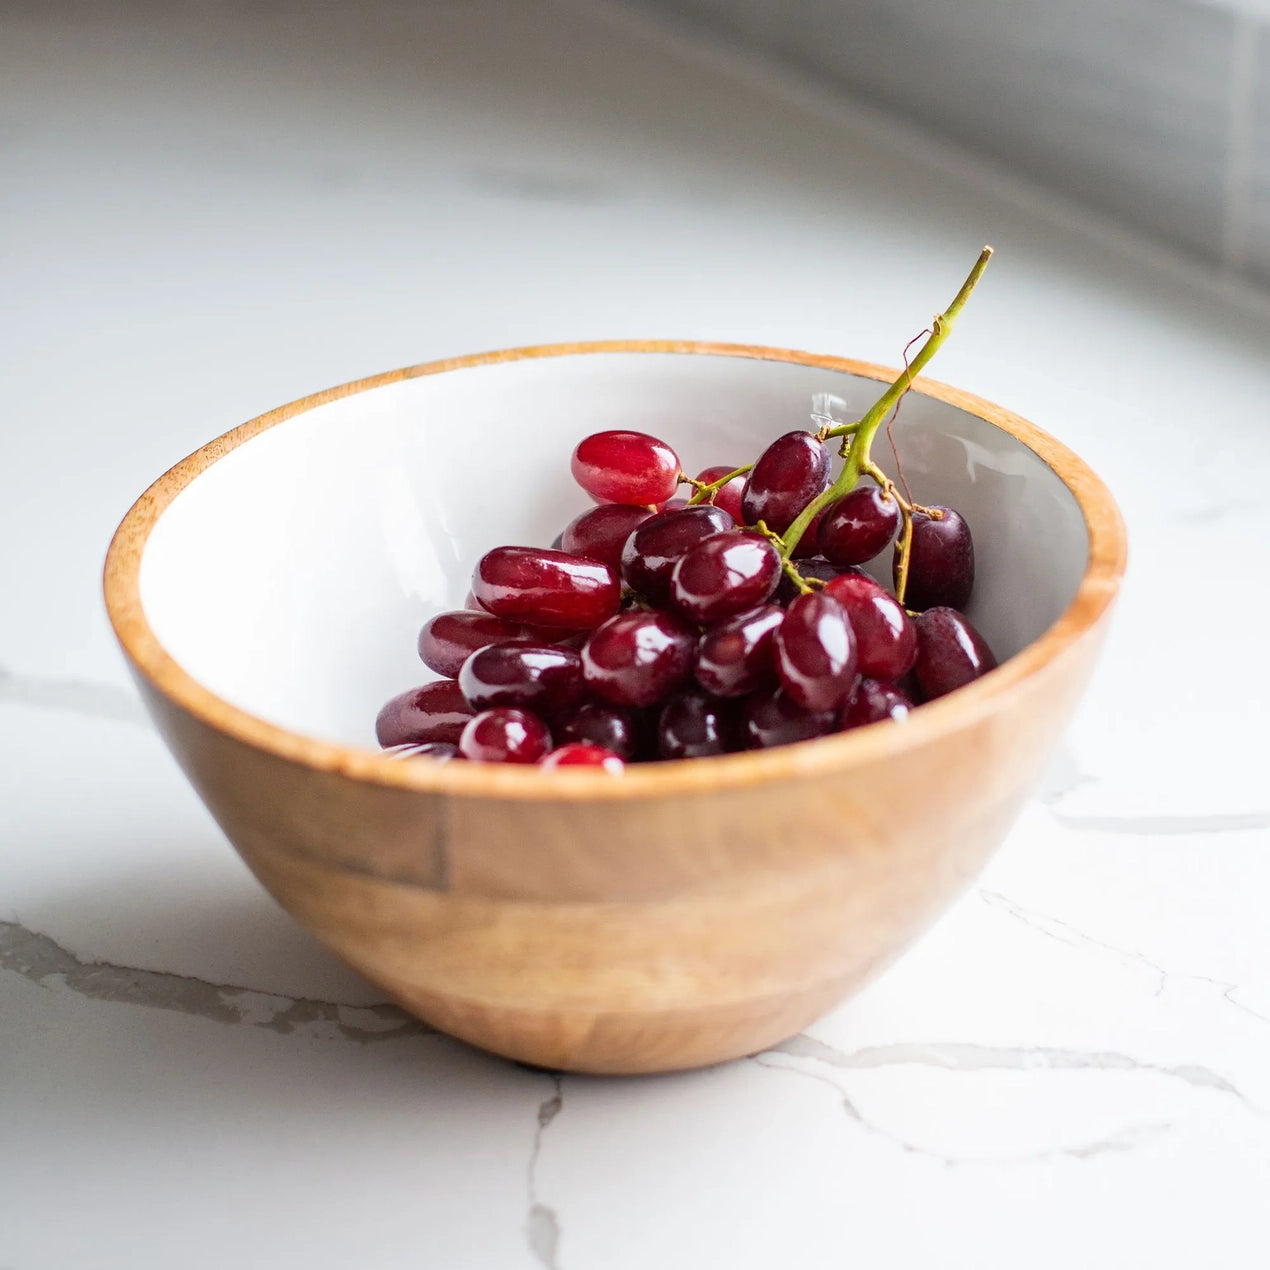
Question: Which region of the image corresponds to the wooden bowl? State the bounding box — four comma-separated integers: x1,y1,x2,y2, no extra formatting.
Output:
104,342,1126,1074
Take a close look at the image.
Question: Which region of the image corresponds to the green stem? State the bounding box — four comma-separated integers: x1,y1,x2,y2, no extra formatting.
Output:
686,462,753,506
780,245,993,558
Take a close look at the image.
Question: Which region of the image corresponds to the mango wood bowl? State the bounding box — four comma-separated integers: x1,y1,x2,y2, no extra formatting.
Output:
104,342,1126,1074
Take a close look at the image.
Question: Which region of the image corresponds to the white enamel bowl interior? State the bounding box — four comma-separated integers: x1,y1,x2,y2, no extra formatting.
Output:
139,352,1088,746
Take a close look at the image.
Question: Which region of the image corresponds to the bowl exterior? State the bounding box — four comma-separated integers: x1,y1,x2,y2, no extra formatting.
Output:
130,607,1108,1074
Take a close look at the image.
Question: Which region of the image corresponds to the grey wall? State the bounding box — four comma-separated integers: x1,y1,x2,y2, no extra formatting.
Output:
634,0,1270,285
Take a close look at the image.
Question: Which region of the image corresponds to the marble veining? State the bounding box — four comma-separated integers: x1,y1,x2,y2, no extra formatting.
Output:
4,0,1269,1265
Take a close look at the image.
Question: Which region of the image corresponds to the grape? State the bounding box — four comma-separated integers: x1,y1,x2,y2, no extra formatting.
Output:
898,506,974,610
459,707,551,763
694,465,746,524
773,591,858,710
473,546,620,629
657,496,690,513
620,505,732,602
669,531,781,623
553,701,639,760
774,556,852,605
693,603,783,697
823,572,916,681
840,678,913,729
657,689,732,759
458,643,584,715
740,432,830,534
818,483,901,565
375,680,474,748
789,504,830,559
560,504,654,569
742,687,836,749
381,741,461,761
418,610,535,678
464,590,489,612
540,743,625,773
913,607,997,699
581,609,696,707
571,430,681,506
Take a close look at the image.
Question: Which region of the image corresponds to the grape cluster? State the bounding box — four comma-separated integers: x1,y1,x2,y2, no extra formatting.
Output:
375,425,997,772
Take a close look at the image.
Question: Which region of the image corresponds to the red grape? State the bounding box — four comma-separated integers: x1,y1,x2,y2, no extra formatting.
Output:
789,504,831,559
740,432,830,534
657,689,732,759
571,430,681,506
459,707,551,763
819,483,901,565
898,506,974,610
773,591,858,710
376,680,474,747
694,465,746,524
669,531,781,623
473,546,620,629
540,743,625,773
693,603,783,698
464,590,490,612
840,678,913,729
553,701,639,759
774,556,853,605
581,609,696,707
418,610,535,678
621,505,733,603
742,686,837,749
823,572,916,680
913,607,997,699
561,503,655,569
458,643,584,715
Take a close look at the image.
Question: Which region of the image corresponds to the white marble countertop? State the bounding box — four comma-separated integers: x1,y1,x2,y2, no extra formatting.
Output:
3,3,1269,1266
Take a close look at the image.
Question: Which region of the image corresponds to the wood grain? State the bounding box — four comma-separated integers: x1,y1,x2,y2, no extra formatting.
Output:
105,342,1127,1073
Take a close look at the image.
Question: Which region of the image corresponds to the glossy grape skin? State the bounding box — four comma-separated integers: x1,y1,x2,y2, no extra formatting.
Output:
693,603,783,697
571,430,681,506
620,505,733,602
822,572,917,681
740,432,830,535
694,465,746,524
540,743,625,773
561,504,655,570
458,643,584,715
669,531,781,623
897,506,974,611
581,609,696,707
376,680,474,747
473,546,620,629
381,741,461,761
418,610,535,678
553,701,639,760
913,607,997,699
840,678,913,730
773,591,858,711
459,707,552,763
464,590,489,612
819,483,901,565
742,687,837,750
657,689,732,760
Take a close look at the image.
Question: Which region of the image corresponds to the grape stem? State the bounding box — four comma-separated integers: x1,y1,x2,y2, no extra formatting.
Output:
780,245,993,560
686,462,754,506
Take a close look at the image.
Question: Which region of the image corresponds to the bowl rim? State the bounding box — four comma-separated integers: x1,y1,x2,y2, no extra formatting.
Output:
103,340,1127,802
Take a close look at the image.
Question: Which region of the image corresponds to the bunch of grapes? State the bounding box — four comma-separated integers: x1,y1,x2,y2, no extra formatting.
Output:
376,249,998,773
